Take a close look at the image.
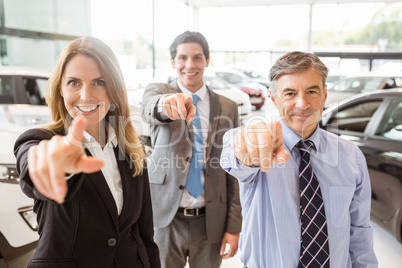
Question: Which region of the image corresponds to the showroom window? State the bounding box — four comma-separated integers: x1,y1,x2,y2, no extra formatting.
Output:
0,0,89,69
3,0,89,36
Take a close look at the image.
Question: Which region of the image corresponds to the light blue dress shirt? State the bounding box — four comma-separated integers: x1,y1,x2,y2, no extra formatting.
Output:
220,121,378,268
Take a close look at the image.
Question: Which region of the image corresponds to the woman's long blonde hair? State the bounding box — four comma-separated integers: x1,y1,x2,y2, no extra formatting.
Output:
45,36,145,176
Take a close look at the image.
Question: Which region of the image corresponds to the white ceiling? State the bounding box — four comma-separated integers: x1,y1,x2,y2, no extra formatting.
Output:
177,0,402,8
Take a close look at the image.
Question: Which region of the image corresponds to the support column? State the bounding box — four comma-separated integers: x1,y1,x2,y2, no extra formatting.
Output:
308,3,313,52
192,6,199,31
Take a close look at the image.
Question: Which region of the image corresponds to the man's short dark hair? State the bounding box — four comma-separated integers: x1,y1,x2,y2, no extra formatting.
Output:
170,31,210,60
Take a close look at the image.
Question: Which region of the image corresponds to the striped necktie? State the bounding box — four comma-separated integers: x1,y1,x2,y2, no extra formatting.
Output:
297,140,330,268
185,94,204,198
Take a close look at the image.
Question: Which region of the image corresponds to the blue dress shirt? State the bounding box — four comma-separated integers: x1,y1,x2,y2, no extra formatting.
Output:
220,121,378,268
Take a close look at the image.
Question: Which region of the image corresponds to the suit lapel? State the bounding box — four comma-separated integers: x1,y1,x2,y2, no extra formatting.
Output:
85,149,119,228
114,147,137,229
170,79,182,93
168,81,220,161
206,89,220,160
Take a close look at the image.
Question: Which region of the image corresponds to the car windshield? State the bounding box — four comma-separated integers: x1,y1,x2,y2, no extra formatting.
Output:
331,77,384,93
204,76,230,90
216,72,245,84
375,99,402,141
0,76,14,104
243,71,265,79
327,76,341,83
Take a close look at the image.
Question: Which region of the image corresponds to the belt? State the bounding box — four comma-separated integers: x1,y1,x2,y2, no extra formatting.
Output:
178,207,205,216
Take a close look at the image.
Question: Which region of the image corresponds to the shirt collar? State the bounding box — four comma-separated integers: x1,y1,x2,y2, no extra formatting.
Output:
83,123,118,148
280,119,320,152
177,79,208,102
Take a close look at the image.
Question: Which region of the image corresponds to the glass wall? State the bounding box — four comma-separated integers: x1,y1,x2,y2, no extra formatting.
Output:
0,0,90,70
0,37,70,70
197,2,402,76
3,0,89,35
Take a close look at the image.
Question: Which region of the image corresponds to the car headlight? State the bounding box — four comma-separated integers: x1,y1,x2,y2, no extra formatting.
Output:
0,164,19,184
18,206,38,231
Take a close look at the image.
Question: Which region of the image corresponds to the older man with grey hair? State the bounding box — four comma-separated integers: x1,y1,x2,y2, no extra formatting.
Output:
220,51,378,268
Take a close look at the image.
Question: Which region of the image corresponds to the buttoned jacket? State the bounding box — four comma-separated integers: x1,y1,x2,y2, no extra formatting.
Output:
14,128,160,268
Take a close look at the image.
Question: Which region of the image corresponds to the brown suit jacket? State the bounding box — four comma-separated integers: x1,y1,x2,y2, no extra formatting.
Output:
141,80,242,244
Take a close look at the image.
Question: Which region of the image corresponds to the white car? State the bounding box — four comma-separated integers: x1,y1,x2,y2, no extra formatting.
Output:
126,72,252,156
211,67,269,109
0,66,52,266
203,74,252,122
325,73,402,108
0,66,51,126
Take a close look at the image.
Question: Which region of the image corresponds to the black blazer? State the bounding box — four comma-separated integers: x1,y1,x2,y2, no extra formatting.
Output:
14,128,160,268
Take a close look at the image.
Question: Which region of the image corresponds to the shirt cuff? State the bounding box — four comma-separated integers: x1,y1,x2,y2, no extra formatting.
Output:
220,128,260,172
156,95,169,121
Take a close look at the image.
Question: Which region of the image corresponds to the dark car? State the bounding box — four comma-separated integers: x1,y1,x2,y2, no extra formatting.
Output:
321,89,402,243
325,74,402,108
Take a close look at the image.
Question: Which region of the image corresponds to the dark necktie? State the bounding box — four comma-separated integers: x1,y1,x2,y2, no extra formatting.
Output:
297,140,330,268
185,94,204,198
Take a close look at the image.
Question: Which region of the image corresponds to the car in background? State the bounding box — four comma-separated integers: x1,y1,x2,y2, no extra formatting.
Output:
128,72,252,124
321,89,402,243
127,72,252,156
238,69,270,89
326,74,346,90
212,68,268,109
0,66,51,126
0,66,50,266
203,74,252,122
325,73,402,108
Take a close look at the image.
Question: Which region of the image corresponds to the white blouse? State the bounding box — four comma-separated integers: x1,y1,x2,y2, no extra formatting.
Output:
83,126,123,215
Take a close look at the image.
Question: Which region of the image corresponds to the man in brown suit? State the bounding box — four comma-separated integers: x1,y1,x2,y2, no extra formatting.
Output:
141,31,242,268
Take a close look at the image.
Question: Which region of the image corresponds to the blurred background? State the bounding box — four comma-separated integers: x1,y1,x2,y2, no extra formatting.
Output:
2,0,402,82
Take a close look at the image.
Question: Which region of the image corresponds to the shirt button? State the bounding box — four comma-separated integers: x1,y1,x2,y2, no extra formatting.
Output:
179,185,184,190
108,238,117,247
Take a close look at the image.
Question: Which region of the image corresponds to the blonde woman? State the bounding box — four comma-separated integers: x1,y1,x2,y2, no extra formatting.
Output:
14,37,160,268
